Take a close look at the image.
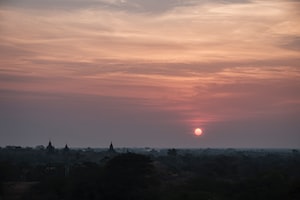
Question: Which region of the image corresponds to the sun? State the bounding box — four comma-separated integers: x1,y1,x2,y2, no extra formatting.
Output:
194,128,202,136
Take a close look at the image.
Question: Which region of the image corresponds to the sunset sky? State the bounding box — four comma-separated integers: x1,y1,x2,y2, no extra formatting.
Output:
1,0,300,148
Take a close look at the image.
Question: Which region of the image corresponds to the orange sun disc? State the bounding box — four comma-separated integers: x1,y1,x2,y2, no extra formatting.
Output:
194,128,202,136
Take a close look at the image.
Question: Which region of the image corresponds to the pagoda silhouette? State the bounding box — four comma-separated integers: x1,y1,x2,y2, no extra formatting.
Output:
108,142,116,154
63,144,70,153
46,141,55,154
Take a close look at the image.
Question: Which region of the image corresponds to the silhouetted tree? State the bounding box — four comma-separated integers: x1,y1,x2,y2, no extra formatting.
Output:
167,148,177,157
103,153,158,200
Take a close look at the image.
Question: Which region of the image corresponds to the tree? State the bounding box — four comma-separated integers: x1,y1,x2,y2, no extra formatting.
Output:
167,148,177,157
103,153,158,200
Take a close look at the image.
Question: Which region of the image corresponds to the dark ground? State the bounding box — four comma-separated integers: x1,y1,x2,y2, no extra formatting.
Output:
0,147,299,200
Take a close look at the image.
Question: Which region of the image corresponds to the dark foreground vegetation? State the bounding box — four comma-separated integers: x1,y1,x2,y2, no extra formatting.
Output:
0,146,300,200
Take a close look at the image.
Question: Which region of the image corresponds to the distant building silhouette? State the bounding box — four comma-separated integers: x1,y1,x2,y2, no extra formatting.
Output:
108,142,115,153
63,144,70,153
46,141,55,154
101,142,117,161
63,144,70,176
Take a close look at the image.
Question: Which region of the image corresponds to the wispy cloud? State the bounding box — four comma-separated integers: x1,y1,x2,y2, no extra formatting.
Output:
1,0,300,63
1,0,300,147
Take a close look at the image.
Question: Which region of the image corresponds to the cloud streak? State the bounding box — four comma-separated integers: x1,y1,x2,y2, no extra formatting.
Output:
1,0,300,147
1,0,300,63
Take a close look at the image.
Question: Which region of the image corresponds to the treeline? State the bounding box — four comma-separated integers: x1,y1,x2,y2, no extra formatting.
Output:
156,153,300,200
0,148,300,200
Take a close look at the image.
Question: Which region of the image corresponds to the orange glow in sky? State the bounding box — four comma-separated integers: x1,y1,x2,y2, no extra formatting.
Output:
0,0,300,148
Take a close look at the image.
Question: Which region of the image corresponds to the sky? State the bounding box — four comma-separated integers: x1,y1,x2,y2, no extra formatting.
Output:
0,0,300,148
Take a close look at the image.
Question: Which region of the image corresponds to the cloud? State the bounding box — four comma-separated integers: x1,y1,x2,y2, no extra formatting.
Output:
1,0,300,147
1,0,300,63
279,35,300,51
1,0,252,13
